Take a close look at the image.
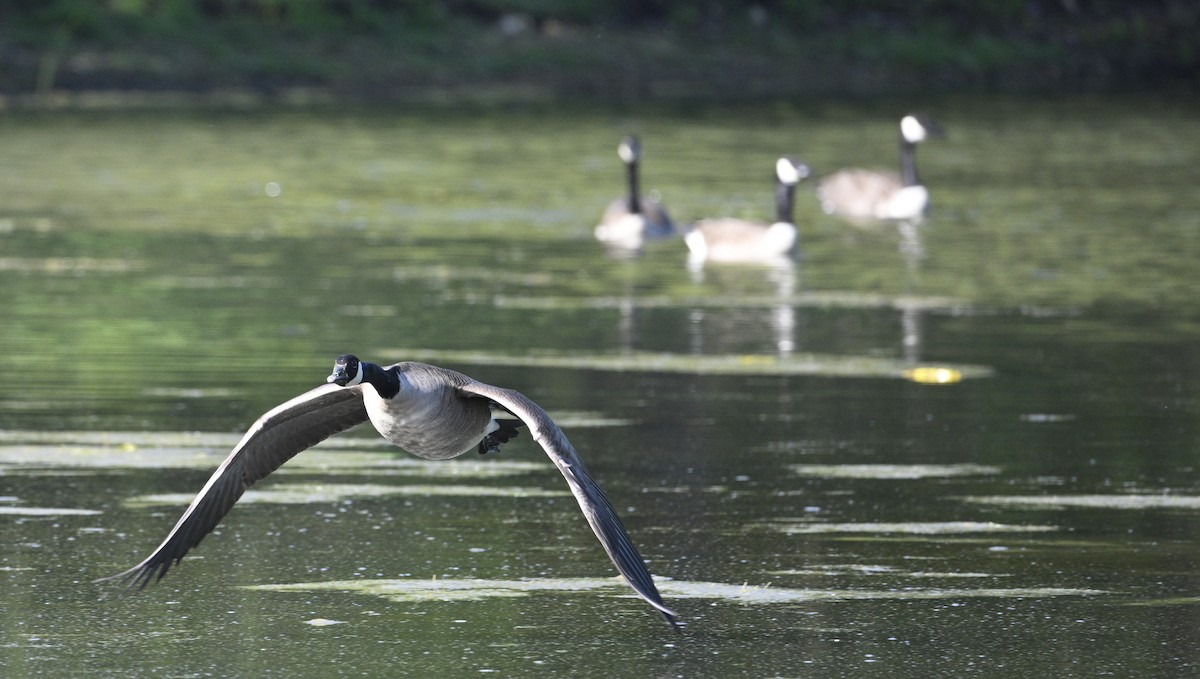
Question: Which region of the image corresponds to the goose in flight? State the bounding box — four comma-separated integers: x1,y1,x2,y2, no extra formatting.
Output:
98,355,677,625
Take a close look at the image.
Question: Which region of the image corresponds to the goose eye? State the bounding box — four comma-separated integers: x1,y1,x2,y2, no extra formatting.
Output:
327,354,363,386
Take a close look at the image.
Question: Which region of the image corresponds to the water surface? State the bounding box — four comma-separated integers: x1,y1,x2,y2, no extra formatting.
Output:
2,98,1199,676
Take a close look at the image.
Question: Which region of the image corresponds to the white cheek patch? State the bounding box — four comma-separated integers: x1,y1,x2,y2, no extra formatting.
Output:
776,158,805,185
345,364,364,386
618,142,637,164
901,115,927,143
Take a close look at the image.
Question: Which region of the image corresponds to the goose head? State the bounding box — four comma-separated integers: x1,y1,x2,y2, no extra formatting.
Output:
900,114,945,144
618,135,642,165
328,354,364,386
776,156,810,186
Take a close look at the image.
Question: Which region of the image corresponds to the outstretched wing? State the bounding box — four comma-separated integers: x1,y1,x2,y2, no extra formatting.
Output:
455,379,678,625
97,383,369,589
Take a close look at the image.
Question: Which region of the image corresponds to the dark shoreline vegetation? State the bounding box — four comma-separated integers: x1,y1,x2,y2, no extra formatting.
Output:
0,0,1195,107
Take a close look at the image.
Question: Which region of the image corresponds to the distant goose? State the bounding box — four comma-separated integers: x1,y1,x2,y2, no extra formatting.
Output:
684,156,809,263
98,355,678,625
594,135,675,249
817,114,944,222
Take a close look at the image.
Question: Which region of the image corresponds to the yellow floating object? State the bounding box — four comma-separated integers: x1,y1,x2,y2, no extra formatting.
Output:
904,366,964,385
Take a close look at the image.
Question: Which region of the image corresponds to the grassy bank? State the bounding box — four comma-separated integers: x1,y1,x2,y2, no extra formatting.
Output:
0,1,1196,106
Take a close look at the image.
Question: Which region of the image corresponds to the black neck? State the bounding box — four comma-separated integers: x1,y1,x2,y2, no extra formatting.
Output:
899,139,919,187
361,361,400,399
625,160,642,214
775,180,796,224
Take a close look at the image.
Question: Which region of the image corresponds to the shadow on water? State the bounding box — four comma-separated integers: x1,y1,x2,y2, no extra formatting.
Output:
2,99,1200,676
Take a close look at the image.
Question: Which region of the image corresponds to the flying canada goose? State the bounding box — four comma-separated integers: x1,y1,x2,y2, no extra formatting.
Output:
684,156,809,263
98,355,678,625
594,135,675,249
817,114,944,222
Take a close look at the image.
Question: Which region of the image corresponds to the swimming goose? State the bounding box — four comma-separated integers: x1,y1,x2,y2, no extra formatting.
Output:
98,355,678,625
594,135,675,249
817,114,944,222
684,156,809,263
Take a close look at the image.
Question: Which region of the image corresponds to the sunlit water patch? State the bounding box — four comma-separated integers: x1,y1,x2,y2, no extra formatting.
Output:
0,256,143,274
788,464,1002,479
304,618,346,627
0,506,102,516
961,494,1200,510
245,576,1107,606
381,348,993,380
268,453,550,478
392,264,555,287
759,520,1058,535
125,482,568,507
0,444,547,477
1019,413,1078,423
0,417,625,448
771,565,1002,579
0,443,218,474
0,430,242,447
149,274,275,290
140,387,242,399
489,292,963,312
0,430,560,478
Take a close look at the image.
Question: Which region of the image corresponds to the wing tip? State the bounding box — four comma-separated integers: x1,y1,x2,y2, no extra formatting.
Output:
638,579,679,627
656,603,681,628
93,566,135,586
93,559,168,592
